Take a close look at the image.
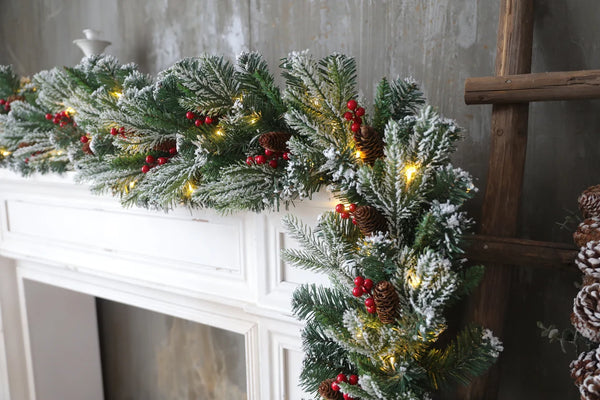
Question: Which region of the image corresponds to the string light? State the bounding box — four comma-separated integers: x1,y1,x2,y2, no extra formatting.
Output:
111,91,123,99
65,107,76,116
129,181,136,189
0,149,11,157
403,164,418,184
249,112,260,125
185,181,197,196
312,98,320,106
407,270,421,289
355,150,363,160
216,129,224,136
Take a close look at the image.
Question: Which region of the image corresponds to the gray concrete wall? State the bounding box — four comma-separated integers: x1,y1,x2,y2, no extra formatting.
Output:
2,0,598,398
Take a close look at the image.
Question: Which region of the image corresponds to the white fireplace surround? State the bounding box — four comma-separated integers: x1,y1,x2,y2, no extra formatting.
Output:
0,169,332,400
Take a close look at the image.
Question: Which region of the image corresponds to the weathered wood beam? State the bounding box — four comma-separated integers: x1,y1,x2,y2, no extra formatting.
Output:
458,0,535,399
465,69,600,104
465,235,577,269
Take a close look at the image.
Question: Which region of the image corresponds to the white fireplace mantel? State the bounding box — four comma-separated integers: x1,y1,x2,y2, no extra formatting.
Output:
0,169,332,400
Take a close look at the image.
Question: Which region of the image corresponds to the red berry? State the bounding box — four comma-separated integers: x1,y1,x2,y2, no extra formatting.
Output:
355,107,365,117
367,306,377,314
72,121,77,127
269,159,278,168
348,374,358,385
364,297,375,307
354,276,364,287
0,99,5,105
145,155,155,164
4,104,10,111
59,121,66,127
186,111,195,120
254,155,266,165
351,123,360,133
204,116,213,125
195,119,203,127
348,203,357,213
45,113,53,120
363,278,374,291
119,127,125,133
331,382,340,392
351,217,357,225
53,117,60,124
80,136,88,143
169,147,177,155
354,116,362,125
352,286,363,297
343,111,353,120
335,203,345,213
336,373,347,383
347,99,357,110
110,127,118,135
157,157,168,165
24,158,29,163
282,152,290,160
341,212,350,219
264,149,273,156
246,156,254,166
344,394,355,400
141,165,150,173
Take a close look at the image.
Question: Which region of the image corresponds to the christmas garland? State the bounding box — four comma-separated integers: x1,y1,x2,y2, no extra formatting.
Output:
0,52,503,399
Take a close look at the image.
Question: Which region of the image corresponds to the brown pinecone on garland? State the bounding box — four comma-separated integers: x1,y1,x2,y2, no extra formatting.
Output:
6,95,25,103
575,218,600,248
153,139,177,153
571,348,600,388
373,281,400,324
353,205,388,236
577,241,600,280
581,375,600,400
258,131,292,153
82,142,94,155
580,185,600,219
572,283,600,342
318,379,343,400
354,125,384,166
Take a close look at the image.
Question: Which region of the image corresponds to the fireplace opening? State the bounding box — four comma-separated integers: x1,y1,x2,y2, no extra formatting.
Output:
96,299,247,400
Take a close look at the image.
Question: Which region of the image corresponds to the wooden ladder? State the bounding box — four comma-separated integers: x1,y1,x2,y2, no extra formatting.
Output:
459,0,600,398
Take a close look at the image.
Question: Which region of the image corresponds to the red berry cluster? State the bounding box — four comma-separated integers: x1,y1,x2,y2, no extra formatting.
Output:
80,135,90,143
110,126,128,137
141,148,177,174
344,100,365,133
353,276,376,314
246,149,290,169
330,373,359,399
334,203,358,224
45,111,76,128
185,111,215,127
0,98,14,112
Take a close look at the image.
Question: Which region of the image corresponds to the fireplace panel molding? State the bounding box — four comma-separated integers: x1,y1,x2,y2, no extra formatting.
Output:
0,170,333,400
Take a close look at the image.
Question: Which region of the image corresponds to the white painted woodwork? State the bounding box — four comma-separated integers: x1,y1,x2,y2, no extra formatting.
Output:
0,170,331,400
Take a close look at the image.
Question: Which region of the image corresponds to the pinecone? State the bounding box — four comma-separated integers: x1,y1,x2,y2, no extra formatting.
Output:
354,125,384,166
571,348,600,388
82,142,94,155
153,139,177,153
373,281,400,324
6,95,24,103
577,241,600,279
584,275,600,287
318,379,343,400
580,185,600,219
581,374,600,400
572,283,600,342
353,205,388,236
575,218,600,248
258,131,292,153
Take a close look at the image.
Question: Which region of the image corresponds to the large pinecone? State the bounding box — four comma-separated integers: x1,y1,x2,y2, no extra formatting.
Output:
575,218,600,248
577,241,600,279
258,131,291,153
580,185,600,219
354,125,384,166
373,281,400,324
581,374,600,400
153,139,177,153
318,379,343,400
353,205,388,236
571,348,600,388
572,283,600,342
82,142,94,155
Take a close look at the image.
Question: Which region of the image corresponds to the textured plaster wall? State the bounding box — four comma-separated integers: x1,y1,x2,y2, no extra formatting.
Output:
1,0,599,398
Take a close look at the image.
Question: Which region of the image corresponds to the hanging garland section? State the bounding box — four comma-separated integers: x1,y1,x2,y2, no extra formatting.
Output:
0,52,502,399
